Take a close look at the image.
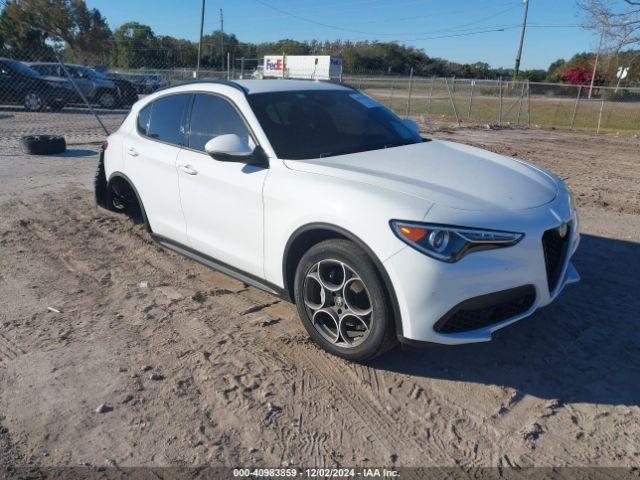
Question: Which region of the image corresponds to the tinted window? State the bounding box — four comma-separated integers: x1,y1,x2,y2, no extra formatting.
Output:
248,90,421,160
137,104,151,136
5,60,41,78
86,67,106,80
147,94,192,146
189,94,251,152
32,64,59,76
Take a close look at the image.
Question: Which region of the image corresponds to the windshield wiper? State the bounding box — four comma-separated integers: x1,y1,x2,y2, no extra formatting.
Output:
317,140,418,159
383,140,419,149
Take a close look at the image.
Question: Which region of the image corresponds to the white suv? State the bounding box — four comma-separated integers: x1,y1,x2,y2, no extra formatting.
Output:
97,79,580,361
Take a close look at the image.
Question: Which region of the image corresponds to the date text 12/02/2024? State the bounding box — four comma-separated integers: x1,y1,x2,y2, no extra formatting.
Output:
233,468,400,477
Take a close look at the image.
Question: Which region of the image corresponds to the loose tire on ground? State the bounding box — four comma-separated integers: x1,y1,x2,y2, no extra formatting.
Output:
293,239,397,362
20,135,66,155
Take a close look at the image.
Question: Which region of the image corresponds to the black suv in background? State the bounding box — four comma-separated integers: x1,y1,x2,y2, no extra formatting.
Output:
0,58,73,111
102,72,138,107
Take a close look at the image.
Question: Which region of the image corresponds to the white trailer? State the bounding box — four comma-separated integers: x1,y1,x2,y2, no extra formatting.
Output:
261,55,343,81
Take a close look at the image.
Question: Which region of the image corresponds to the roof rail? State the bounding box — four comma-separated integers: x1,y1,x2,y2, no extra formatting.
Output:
156,78,248,94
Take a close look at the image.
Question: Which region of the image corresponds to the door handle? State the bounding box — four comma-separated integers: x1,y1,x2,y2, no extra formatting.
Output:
127,147,139,157
178,164,198,175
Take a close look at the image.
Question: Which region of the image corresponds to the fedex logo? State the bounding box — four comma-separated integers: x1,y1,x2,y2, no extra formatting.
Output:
265,58,284,70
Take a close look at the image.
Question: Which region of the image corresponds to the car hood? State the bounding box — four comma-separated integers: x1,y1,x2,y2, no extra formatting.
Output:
282,140,559,211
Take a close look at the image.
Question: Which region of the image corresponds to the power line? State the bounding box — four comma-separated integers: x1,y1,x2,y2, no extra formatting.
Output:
252,0,521,37
396,4,521,38
396,23,580,42
357,2,519,25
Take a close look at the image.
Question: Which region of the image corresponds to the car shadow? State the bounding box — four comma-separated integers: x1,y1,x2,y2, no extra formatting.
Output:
371,233,640,407
54,149,97,158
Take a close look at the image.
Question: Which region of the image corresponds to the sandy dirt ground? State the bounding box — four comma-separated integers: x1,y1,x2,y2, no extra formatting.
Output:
0,123,639,472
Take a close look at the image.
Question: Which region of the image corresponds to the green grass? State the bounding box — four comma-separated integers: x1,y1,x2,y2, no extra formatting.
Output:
362,84,640,133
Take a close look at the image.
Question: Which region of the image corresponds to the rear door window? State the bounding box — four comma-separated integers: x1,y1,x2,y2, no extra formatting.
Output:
146,94,192,146
188,93,252,152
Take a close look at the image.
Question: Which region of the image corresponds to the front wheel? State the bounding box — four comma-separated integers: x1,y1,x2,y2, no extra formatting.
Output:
97,91,115,109
294,239,396,362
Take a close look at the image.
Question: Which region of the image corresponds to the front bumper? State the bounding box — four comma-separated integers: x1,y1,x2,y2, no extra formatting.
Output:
384,195,580,345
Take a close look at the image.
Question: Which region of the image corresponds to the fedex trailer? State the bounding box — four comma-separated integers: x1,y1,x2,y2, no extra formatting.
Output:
261,55,343,81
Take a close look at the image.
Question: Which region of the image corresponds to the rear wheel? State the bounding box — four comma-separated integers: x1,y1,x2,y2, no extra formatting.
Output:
294,239,396,361
24,92,45,111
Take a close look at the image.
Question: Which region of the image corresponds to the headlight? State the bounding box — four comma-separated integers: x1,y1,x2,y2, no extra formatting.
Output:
390,220,524,263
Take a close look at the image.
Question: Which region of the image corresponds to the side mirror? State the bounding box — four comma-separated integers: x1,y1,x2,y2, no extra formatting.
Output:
402,118,421,135
205,134,255,162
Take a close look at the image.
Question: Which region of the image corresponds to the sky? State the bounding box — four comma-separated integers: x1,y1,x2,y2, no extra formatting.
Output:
85,0,602,70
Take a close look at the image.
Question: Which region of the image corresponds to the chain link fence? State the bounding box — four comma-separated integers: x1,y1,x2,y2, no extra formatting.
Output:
347,73,640,134
2,50,640,151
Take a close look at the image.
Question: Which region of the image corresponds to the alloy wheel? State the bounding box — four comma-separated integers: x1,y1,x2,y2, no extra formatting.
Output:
99,92,115,109
302,259,373,348
24,93,43,111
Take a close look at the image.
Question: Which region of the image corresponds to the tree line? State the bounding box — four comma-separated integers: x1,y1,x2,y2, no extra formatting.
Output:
0,0,638,86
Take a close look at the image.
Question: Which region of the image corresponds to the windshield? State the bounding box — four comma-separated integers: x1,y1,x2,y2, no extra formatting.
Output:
247,90,422,160
7,60,41,78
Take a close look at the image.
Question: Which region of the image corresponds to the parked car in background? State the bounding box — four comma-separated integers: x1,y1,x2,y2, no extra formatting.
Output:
0,58,72,111
117,73,168,94
144,74,168,93
29,62,118,109
119,73,144,94
103,72,139,108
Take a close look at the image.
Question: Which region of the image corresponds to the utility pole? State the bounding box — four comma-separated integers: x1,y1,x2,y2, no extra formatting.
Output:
196,0,205,79
220,8,224,71
513,0,530,80
588,26,606,99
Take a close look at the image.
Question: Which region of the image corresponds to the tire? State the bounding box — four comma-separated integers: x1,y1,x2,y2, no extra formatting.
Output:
20,135,66,155
293,239,397,362
23,92,45,112
97,91,115,109
106,177,150,230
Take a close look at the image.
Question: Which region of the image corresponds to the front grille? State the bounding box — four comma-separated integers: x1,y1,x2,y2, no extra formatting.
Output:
434,285,536,334
542,224,571,293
